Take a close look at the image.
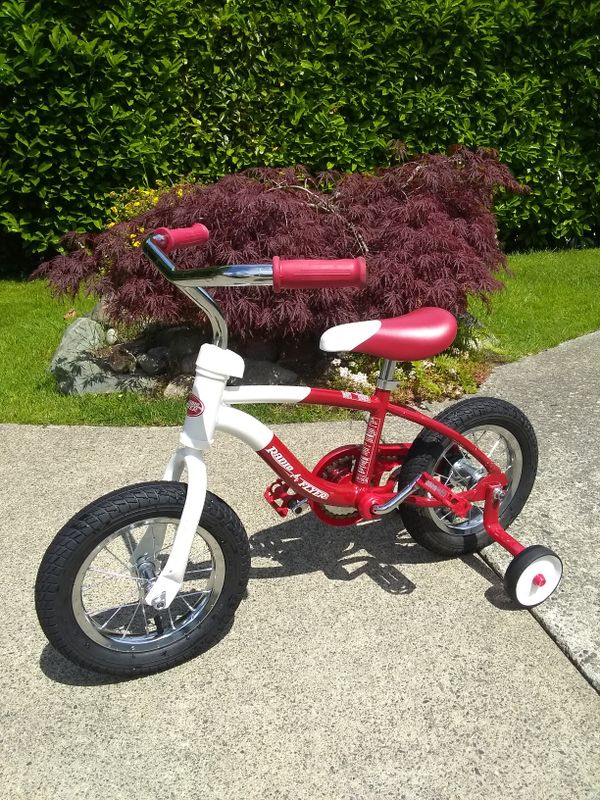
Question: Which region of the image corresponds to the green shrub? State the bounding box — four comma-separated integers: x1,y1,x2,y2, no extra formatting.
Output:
1,0,598,272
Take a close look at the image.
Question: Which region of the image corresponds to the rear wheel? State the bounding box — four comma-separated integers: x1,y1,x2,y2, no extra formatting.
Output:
397,397,538,556
35,482,249,677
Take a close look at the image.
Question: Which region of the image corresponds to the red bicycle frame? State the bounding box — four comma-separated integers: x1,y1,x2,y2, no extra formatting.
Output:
256,386,525,557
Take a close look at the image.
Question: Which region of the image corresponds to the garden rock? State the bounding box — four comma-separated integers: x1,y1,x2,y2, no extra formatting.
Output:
241,360,299,385
87,300,111,325
181,353,197,374
164,375,194,398
154,326,206,364
101,346,137,374
53,317,105,360
50,318,157,395
137,347,170,376
240,338,279,362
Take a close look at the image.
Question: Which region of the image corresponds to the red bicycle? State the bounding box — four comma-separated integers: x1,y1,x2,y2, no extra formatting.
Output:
35,223,563,676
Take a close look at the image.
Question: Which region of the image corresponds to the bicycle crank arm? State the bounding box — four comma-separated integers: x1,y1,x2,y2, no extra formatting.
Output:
144,451,208,610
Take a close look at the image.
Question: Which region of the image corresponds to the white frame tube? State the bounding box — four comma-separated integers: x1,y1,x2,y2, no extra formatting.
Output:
142,382,314,609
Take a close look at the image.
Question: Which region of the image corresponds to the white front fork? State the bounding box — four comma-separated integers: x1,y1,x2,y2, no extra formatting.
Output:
143,450,208,609
142,344,245,610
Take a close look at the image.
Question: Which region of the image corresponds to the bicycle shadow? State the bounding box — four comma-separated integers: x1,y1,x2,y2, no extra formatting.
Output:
249,513,430,595
248,512,512,608
38,617,235,688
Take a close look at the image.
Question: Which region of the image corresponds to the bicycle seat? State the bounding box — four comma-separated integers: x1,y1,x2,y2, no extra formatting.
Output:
319,307,457,361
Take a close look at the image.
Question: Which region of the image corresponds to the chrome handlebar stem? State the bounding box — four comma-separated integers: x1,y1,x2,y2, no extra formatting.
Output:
143,235,273,350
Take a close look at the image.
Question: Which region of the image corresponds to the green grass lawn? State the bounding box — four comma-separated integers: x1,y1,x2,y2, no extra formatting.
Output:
1,247,598,426
0,281,352,425
0,282,185,425
470,248,600,360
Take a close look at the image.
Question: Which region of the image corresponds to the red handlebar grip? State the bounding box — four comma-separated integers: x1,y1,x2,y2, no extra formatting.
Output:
152,223,210,253
272,257,366,292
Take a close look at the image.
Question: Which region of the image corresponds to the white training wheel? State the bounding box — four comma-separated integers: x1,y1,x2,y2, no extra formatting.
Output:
504,545,563,608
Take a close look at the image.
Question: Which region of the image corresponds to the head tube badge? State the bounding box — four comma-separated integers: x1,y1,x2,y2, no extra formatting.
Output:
187,393,205,417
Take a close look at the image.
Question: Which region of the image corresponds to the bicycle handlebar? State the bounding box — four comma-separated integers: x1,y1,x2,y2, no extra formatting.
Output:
153,223,210,253
272,256,366,292
145,225,367,291
143,225,367,350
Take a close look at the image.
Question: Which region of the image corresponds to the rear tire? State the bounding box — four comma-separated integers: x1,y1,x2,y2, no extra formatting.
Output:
35,481,249,677
398,397,538,556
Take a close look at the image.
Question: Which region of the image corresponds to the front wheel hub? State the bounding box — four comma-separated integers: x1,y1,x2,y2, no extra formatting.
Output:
136,560,158,595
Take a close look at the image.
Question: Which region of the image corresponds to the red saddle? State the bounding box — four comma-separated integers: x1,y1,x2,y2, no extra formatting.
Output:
319,307,457,361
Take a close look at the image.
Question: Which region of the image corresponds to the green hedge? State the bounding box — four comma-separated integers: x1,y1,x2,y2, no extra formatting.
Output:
1,0,598,274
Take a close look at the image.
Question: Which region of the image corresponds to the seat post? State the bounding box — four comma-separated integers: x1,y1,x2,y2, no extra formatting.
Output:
376,359,398,391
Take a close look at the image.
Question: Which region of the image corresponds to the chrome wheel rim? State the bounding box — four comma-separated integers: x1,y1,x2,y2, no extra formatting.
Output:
427,425,523,536
72,517,225,652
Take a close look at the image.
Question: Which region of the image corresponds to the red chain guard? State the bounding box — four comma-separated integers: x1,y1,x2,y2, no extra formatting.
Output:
309,443,410,526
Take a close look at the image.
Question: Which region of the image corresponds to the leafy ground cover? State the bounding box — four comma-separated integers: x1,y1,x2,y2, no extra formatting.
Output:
0,248,598,426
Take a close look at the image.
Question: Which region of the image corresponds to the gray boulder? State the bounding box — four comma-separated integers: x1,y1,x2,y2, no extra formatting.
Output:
100,345,137,374
87,300,111,325
154,326,206,363
52,317,105,362
137,347,170,375
164,374,194,398
241,339,279,362
181,353,197,374
240,360,299,385
50,317,157,396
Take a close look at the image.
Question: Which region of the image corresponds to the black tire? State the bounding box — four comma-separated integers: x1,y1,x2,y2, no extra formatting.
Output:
398,397,538,556
35,481,249,677
504,545,563,608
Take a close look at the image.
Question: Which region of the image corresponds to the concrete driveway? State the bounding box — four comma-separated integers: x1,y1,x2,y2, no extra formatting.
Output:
1,333,599,800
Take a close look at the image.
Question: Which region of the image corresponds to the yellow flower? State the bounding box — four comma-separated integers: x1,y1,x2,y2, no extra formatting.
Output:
107,221,115,228
133,241,141,248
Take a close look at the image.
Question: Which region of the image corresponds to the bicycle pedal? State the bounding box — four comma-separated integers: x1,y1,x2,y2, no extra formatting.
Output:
264,479,302,518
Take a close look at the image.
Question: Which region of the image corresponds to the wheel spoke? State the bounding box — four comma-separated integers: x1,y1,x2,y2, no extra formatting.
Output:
179,595,195,612
71,511,227,655
121,601,142,637
140,600,150,635
486,439,501,460
104,545,129,570
87,567,142,582
93,600,138,630
122,531,137,557
179,589,211,600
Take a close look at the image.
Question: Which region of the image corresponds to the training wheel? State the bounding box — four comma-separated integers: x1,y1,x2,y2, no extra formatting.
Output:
504,545,563,608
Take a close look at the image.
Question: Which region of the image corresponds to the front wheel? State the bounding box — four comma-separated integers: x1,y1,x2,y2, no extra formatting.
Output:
398,397,538,556
35,482,249,677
